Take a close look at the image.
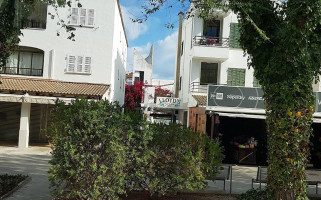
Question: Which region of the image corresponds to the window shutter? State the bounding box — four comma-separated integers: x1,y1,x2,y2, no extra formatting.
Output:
87,9,95,26
70,8,79,25
227,68,246,86
80,8,86,26
67,55,76,72
77,56,84,72
84,57,91,73
229,23,241,49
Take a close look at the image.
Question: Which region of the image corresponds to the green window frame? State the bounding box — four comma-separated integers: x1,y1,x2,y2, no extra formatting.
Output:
229,23,241,49
227,68,246,86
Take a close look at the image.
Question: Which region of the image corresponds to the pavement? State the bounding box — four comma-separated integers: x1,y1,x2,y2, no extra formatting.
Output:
0,146,320,199
0,146,52,200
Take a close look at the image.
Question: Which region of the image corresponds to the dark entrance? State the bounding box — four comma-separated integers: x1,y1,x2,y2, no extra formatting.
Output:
207,115,268,166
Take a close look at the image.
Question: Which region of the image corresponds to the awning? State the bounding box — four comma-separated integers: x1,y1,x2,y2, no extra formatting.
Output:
0,76,109,98
0,93,76,104
215,112,266,119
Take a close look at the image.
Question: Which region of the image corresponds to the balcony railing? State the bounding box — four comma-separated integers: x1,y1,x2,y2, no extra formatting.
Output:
190,82,227,93
0,67,43,76
193,36,229,47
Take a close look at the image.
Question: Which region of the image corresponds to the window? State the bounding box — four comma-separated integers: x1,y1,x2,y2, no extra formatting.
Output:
227,68,246,86
70,8,95,27
179,76,182,90
200,62,218,85
181,41,184,56
66,55,92,74
204,20,220,38
229,23,241,48
1,47,44,76
253,76,260,87
25,2,47,29
139,71,144,82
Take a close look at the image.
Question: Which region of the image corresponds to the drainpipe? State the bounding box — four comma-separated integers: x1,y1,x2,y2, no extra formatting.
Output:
174,12,184,98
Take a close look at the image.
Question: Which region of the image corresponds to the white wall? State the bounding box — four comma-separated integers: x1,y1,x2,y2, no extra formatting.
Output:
16,0,127,103
133,47,153,85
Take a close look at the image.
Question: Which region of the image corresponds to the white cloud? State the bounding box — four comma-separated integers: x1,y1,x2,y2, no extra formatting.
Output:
121,6,148,40
126,31,178,80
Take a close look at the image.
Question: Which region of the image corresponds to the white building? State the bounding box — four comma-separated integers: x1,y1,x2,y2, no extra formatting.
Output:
133,46,153,85
175,8,255,128
175,7,321,166
0,0,127,148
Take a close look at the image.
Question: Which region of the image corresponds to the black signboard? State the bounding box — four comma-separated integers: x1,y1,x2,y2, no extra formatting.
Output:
207,85,264,109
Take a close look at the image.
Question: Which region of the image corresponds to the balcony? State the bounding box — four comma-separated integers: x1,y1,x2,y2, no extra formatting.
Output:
0,67,43,76
190,82,227,94
192,36,229,61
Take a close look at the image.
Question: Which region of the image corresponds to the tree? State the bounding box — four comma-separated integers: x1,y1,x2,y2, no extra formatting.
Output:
139,0,321,199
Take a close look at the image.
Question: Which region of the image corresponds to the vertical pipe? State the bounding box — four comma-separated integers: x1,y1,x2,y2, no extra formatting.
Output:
175,12,184,98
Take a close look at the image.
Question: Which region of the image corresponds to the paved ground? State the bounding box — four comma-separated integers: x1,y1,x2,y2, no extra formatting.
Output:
0,146,320,199
0,146,52,200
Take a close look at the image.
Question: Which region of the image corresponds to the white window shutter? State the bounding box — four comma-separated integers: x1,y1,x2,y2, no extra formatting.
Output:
80,8,87,26
67,55,76,72
77,56,84,73
84,57,91,73
87,9,95,26
70,8,79,25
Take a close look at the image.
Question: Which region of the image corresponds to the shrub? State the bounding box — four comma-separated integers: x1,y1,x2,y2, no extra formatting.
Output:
238,188,269,200
48,99,224,199
48,99,133,200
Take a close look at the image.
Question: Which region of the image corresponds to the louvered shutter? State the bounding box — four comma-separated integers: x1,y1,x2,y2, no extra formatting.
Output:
80,8,86,26
70,8,79,25
229,23,241,49
67,55,76,72
84,57,91,73
87,9,95,26
227,68,246,86
77,56,83,72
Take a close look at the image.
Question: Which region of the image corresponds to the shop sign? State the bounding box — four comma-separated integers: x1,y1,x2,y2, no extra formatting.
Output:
156,97,182,109
207,85,264,109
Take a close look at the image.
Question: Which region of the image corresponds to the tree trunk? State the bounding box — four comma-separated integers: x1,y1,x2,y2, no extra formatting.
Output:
265,79,313,200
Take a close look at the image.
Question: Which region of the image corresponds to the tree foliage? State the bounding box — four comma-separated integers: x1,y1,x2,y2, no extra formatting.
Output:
138,0,321,199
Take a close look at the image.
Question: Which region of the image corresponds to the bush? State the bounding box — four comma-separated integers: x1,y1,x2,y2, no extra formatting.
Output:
48,99,223,199
238,188,269,200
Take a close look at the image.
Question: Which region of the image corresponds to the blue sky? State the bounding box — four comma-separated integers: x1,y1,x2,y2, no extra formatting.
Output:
119,0,190,80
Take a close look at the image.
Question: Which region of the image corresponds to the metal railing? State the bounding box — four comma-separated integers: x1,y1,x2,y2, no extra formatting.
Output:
190,82,227,93
193,36,229,47
0,67,43,76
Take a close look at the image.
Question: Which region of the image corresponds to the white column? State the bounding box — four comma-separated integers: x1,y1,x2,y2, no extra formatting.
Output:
18,102,31,148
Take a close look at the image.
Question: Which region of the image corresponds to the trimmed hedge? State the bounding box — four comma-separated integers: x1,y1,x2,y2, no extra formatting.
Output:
47,99,223,200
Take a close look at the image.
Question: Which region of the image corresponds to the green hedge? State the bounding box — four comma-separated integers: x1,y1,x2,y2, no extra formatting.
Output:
47,99,223,199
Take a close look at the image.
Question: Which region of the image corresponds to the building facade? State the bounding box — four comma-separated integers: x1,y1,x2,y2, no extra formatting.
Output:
0,0,127,148
175,7,321,166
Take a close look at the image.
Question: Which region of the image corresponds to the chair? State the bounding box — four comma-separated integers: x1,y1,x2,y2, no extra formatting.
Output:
305,170,321,194
252,166,267,189
214,165,233,194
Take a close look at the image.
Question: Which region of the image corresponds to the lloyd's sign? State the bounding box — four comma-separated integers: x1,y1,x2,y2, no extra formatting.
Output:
207,85,264,109
156,97,182,109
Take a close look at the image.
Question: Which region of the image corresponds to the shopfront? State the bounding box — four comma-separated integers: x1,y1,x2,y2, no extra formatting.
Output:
206,85,321,168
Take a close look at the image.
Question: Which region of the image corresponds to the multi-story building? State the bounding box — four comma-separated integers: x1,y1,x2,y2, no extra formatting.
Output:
175,7,321,166
0,0,127,148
